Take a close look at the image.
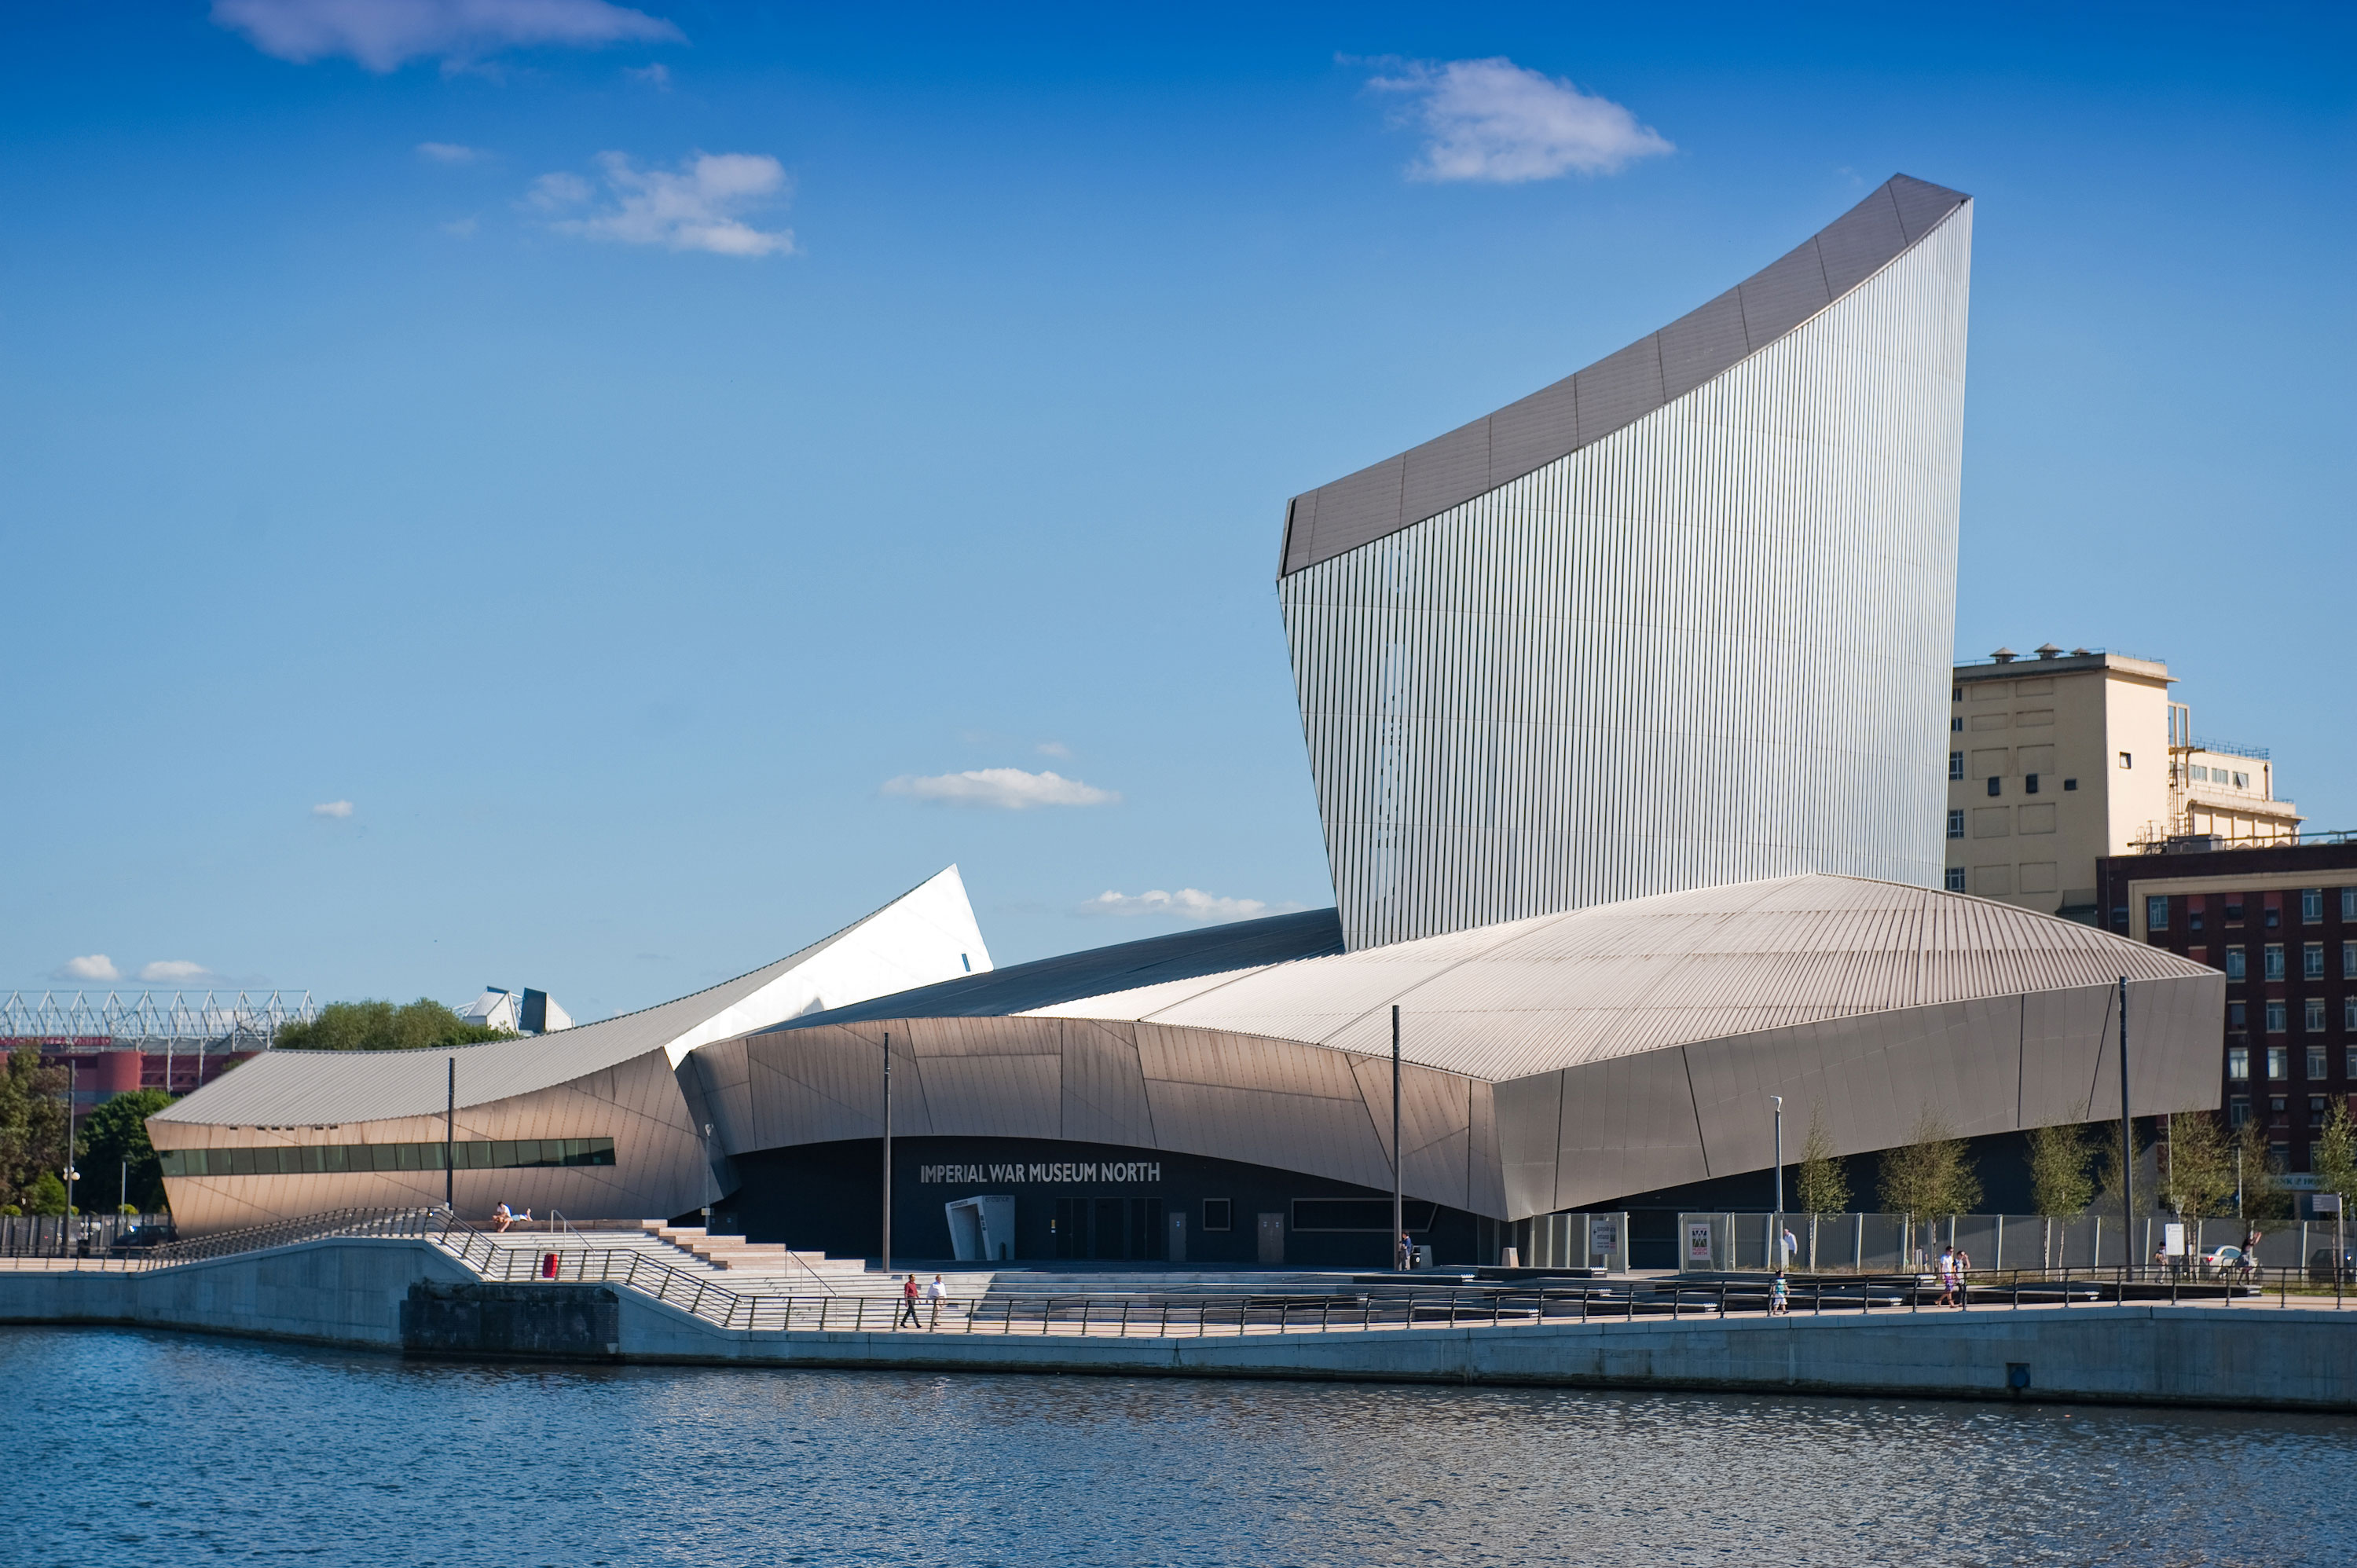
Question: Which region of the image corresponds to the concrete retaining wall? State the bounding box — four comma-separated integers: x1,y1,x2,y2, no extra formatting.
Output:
0,1239,472,1349
4,1244,2352,1411
611,1295,2357,1412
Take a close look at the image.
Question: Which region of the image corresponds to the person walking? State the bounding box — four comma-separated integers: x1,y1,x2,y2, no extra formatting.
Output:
1936,1244,1957,1308
923,1273,948,1328
1769,1270,1790,1317
897,1272,923,1329
1953,1246,1971,1310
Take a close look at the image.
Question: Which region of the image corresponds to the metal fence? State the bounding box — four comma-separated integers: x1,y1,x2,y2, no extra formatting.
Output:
0,1213,171,1259
1671,1211,2351,1273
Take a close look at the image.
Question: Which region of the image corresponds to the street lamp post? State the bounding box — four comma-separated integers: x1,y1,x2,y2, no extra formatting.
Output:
1391,1006,1403,1273
1771,1095,1784,1271
882,1031,893,1275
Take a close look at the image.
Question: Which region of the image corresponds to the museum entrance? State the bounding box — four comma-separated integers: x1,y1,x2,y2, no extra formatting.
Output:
1053,1196,1166,1261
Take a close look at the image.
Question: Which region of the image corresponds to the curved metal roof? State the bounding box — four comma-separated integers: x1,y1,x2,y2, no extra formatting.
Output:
1020,874,2215,1084
764,907,1343,1030
152,866,990,1128
1277,173,1971,577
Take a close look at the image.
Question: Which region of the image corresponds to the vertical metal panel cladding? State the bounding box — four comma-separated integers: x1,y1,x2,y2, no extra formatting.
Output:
1282,206,1971,951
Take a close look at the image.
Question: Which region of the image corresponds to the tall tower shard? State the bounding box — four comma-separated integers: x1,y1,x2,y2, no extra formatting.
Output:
1281,175,1973,951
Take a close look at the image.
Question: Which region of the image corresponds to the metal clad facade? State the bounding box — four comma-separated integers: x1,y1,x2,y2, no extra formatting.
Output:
1281,206,1973,951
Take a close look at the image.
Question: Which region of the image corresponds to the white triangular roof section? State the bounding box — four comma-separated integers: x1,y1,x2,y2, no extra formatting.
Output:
654,863,992,1067
152,866,992,1127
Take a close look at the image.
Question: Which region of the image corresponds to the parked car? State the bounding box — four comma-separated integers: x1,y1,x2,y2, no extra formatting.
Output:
2307,1249,2356,1284
2198,1245,2247,1277
108,1223,177,1255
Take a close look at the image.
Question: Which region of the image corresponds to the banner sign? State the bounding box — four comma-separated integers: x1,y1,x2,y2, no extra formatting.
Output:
917,1160,1160,1185
1685,1221,1714,1266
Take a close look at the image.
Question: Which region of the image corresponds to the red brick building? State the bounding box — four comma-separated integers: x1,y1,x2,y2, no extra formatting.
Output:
2100,837,2357,1175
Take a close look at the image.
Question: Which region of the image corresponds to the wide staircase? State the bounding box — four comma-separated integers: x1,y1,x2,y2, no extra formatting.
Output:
463,1222,994,1302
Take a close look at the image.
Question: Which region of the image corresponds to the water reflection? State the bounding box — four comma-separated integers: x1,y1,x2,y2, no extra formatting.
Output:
5,1328,2351,1566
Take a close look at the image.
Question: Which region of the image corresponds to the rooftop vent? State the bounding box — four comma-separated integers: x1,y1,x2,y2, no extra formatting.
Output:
2035,643,2064,659
1991,647,2018,663
2071,647,2094,657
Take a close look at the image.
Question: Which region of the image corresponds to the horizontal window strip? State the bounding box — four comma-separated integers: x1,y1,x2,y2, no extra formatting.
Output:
159,1136,615,1180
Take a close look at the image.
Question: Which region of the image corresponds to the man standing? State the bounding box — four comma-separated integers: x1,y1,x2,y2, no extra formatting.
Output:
897,1273,923,1329
1780,1225,1799,1271
923,1273,948,1328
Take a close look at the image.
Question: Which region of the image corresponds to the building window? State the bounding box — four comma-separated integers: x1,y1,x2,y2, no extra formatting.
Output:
2265,944,2286,981
2344,941,2356,978
2025,773,2040,794
2265,907,2281,929
2146,896,2169,932
1986,776,2001,797
2310,1043,2330,1079
2307,943,2327,980
2344,888,2356,921
2063,778,2078,791
2267,1004,2288,1037
1951,716,1963,732
2347,1045,2357,1078
1953,687,1963,702
2225,901,2245,924
2304,889,2325,922
2225,948,2246,980
1944,867,1967,892
2228,1046,2250,1081
2269,1047,2289,1079
1200,1200,1233,1232
2271,1097,2288,1123
2231,1096,2250,1127
2308,1000,2328,1035
2312,1097,2328,1129
2231,1002,2248,1028
1948,752,1964,780
1947,810,1965,840
2190,907,2205,932
2190,765,2209,782
2234,772,2250,789
2119,752,2132,769
2347,997,2357,1032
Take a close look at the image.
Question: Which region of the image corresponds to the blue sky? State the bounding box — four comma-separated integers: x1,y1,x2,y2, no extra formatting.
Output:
2,2,2350,1017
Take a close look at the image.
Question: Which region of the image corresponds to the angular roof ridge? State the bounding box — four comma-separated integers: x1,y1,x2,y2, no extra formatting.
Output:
1277,172,1970,578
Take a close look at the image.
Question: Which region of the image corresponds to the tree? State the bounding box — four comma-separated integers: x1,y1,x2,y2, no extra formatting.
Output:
1794,1109,1849,1214
23,1169,67,1217
1876,1108,1982,1218
77,1089,174,1214
0,1047,69,1211
2162,1112,2238,1221
275,998,511,1053
2312,1101,2357,1206
2234,1119,2293,1227
2026,1119,2096,1220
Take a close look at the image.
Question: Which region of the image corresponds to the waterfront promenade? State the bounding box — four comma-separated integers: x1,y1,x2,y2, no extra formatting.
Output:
3,1223,2353,1413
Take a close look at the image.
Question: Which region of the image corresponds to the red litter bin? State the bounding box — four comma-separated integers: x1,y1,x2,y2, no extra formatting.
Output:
541,1252,559,1279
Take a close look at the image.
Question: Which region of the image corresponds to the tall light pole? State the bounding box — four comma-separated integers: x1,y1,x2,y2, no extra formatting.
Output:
1771,1095,1784,1268
2117,976,2135,1266
64,1061,79,1260
444,1056,456,1212
1391,1006,1403,1272
881,1031,893,1274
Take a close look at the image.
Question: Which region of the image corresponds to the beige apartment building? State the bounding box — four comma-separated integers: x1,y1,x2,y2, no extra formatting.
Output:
1947,645,2299,921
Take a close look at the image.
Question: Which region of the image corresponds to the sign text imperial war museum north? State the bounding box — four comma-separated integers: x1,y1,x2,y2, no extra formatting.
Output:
917,1160,1162,1185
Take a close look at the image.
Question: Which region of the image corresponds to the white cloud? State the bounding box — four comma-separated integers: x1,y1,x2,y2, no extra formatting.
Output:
416,141,484,164
625,61,670,89
1081,888,1304,924
312,799,355,818
1368,57,1673,184
52,954,120,983
882,768,1120,810
530,151,797,257
212,0,682,74
1035,741,1072,759
138,960,222,984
